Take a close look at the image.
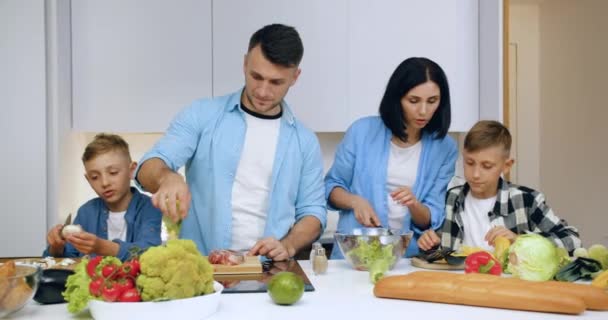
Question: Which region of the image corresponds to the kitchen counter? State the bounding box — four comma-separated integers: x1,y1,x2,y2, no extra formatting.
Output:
7,259,607,320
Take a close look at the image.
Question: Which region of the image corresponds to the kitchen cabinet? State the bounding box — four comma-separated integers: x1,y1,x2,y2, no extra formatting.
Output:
348,0,479,132
0,0,48,257
71,0,501,132
212,0,350,132
71,0,213,132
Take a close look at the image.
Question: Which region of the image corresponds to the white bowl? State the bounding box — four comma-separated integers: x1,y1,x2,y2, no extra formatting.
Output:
89,281,223,320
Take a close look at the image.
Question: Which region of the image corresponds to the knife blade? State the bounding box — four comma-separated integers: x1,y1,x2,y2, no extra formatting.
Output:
63,213,72,226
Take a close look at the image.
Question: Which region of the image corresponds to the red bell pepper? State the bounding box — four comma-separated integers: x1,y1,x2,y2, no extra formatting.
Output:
464,251,502,275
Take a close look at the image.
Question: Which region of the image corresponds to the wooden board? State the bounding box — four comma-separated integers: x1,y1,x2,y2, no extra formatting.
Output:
212,255,263,274
410,257,464,270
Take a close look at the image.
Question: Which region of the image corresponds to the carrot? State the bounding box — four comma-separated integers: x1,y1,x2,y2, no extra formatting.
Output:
374,272,587,314
406,271,608,310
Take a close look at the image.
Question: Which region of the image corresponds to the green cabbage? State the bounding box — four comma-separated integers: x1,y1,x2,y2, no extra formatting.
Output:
588,244,608,270
507,234,560,281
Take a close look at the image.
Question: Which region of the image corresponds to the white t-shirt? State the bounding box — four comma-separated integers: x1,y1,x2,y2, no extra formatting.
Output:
386,141,422,231
107,211,127,241
230,108,281,251
461,193,497,251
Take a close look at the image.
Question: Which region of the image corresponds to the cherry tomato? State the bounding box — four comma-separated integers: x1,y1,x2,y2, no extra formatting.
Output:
120,261,140,278
114,277,135,293
102,264,119,279
86,256,103,278
88,277,104,297
118,288,141,302
101,282,121,302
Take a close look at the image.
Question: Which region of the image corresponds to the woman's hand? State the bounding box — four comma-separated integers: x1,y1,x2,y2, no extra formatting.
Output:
418,230,441,251
351,195,381,227
484,226,517,246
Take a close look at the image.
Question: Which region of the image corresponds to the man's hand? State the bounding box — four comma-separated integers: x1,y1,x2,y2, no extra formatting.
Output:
248,237,295,261
66,231,99,255
418,230,441,251
47,224,66,256
485,226,517,246
351,195,381,227
151,172,192,223
390,186,418,207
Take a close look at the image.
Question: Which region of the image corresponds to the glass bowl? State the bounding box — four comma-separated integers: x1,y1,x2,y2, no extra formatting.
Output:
334,228,412,271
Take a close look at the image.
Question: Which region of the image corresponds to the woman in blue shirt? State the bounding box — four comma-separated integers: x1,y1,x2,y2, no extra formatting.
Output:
325,57,457,257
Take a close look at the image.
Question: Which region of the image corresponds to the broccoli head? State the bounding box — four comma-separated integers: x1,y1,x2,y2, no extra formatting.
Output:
136,239,214,301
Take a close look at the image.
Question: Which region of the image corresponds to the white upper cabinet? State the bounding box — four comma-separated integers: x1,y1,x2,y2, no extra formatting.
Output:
71,0,499,133
212,0,350,132
71,0,213,132
348,0,479,132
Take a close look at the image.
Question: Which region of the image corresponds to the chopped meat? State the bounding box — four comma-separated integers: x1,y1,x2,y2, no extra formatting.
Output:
208,250,245,265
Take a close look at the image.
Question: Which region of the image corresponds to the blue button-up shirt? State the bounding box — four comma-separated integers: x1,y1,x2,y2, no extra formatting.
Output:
43,188,162,261
137,89,327,255
325,116,458,257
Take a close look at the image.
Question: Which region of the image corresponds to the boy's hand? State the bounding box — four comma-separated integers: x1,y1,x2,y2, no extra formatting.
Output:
151,172,191,223
418,230,441,251
485,226,517,246
47,224,66,255
351,195,381,227
66,231,99,255
390,186,418,207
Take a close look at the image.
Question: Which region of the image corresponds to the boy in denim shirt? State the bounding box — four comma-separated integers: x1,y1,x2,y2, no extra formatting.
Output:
44,134,161,261
418,121,581,253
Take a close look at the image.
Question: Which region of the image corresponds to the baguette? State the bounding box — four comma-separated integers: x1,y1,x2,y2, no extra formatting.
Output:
374,272,586,314
407,271,608,310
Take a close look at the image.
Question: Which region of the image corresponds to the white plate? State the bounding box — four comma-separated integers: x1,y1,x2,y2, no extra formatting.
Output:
89,281,223,320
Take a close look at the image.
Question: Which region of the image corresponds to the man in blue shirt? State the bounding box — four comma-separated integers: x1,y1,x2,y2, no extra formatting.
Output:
136,24,326,261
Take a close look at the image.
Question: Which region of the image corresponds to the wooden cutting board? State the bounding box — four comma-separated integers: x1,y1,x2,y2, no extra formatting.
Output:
212,256,263,274
410,257,464,270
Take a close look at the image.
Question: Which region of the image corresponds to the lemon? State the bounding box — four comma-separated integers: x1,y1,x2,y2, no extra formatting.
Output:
267,271,304,305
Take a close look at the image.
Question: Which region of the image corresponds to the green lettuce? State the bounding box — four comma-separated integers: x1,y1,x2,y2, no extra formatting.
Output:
62,258,92,314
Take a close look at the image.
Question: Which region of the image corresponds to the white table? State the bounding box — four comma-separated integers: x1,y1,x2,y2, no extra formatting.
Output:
8,259,607,320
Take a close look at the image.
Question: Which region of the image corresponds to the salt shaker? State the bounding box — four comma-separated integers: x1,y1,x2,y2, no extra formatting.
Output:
311,243,328,275
309,242,322,262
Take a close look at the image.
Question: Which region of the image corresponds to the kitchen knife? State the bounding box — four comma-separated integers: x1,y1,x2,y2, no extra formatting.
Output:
63,213,72,226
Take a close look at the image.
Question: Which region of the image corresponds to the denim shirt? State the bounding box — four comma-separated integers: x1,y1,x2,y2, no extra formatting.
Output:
325,116,458,258
43,188,162,261
136,88,327,255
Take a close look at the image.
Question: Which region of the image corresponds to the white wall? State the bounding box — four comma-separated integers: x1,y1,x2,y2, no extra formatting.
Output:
538,0,608,246
509,3,541,189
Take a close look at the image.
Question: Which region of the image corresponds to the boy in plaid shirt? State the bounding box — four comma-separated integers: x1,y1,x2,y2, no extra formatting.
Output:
418,120,581,253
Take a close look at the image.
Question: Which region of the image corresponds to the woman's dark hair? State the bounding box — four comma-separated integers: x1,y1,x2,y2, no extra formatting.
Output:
379,57,451,142
248,24,303,68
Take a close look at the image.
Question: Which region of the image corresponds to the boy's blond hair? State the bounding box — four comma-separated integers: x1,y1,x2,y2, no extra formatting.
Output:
464,120,511,156
82,133,131,163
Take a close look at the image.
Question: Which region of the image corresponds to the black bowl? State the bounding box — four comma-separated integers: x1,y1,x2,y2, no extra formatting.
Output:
33,269,74,304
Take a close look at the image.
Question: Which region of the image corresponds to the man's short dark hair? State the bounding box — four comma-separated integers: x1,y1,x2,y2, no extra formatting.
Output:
248,24,303,68
379,57,451,142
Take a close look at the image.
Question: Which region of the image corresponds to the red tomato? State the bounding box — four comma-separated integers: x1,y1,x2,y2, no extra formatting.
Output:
118,288,141,302
120,261,140,278
101,282,121,302
115,277,135,293
86,256,103,278
88,277,104,297
102,264,119,279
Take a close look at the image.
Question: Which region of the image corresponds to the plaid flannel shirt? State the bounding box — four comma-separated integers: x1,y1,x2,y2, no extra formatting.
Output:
440,178,581,253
